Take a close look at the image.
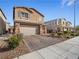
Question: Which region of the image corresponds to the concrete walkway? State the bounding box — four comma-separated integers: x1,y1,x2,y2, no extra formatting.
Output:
14,36,79,59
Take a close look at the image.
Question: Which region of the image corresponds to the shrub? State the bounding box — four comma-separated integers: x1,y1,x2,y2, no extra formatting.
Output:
57,32,63,38
77,33,79,36
8,35,19,49
63,31,68,34
74,33,79,36
57,32,63,36
70,33,78,36
16,33,23,41
8,34,23,49
66,36,70,39
63,31,71,34
70,33,75,36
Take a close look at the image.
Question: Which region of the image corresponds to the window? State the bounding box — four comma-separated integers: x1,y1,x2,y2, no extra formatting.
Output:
18,12,28,18
21,12,28,18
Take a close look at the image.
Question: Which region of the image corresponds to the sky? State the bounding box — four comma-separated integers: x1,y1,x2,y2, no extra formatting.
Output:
0,0,79,26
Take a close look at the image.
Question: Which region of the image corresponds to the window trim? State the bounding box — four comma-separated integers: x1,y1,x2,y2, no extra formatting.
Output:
18,12,29,19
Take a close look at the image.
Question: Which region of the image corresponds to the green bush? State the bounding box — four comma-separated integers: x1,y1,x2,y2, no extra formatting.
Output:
63,31,71,34
77,33,79,36
66,36,70,39
8,35,19,49
8,34,23,49
63,31,68,34
16,33,23,41
74,33,79,36
70,33,75,36
70,33,78,36
57,32,63,36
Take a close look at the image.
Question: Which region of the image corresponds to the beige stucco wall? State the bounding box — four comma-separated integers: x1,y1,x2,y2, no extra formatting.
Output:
14,23,20,33
14,8,32,21
0,11,6,34
14,8,44,24
30,9,44,24
58,19,72,27
0,11,6,22
46,18,72,32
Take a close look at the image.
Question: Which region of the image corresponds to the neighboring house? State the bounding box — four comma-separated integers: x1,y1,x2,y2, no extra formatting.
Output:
0,8,6,35
6,23,14,33
45,18,72,33
6,22,10,31
13,7,47,35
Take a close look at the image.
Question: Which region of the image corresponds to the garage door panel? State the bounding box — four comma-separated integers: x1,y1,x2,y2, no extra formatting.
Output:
20,26,38,35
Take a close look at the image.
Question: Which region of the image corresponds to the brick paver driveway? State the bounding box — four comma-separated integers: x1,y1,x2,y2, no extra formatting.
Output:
23,35,65,51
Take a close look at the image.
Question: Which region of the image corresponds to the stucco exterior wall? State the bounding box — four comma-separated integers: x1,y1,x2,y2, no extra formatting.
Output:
30,9,44,24
0,11,6,22
13,7,47,35
45,18,72,32
14,7,44,24
0,10,6,34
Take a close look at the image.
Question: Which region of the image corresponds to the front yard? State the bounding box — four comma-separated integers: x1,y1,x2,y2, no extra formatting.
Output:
0,34,67,59
0,32,79,59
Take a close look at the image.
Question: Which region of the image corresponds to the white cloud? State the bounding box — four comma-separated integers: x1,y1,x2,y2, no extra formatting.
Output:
61,0,76,6
67,0,75,6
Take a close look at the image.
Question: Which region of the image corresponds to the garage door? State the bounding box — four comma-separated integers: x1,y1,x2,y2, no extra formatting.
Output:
20,26,38,35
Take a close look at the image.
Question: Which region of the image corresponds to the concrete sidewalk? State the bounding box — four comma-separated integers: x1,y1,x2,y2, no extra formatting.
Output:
14,36,79,59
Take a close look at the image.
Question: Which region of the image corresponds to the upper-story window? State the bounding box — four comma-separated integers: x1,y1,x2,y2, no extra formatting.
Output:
18,12,28,18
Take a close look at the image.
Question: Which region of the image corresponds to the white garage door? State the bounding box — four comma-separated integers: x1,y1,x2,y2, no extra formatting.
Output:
20,26,38,35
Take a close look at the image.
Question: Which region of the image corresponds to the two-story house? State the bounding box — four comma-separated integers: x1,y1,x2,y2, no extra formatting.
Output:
45,18,72,33
0,8,6,35
13,7,47,35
